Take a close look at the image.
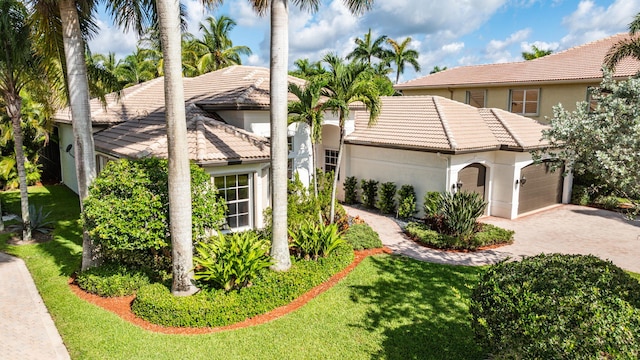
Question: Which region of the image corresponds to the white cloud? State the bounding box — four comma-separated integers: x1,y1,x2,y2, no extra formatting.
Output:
561,0,640,47
520,40,560,52
87,19,138,60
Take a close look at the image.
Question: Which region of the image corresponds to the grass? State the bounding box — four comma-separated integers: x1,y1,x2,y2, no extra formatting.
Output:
1,185,487,359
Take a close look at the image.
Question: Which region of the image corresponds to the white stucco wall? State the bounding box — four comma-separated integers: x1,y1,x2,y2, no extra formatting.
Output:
58,123,79,194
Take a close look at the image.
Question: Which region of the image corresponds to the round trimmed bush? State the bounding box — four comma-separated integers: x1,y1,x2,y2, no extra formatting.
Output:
344,223,383,250
75,263,150,297
470,254,640,359
82,158,226,274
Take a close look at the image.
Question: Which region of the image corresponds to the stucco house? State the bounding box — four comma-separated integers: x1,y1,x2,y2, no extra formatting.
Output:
54,65,567,232
395,34,640,123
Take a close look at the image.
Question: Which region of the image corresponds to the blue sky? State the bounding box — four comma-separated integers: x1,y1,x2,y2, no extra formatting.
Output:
89,0,640,83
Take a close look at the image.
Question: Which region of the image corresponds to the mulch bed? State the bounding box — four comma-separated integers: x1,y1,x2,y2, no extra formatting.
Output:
69,247,393,335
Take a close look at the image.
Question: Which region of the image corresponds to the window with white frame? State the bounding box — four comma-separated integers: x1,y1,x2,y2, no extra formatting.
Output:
213,173,252,230
465,90,486,108
287,136,294,180
324,149,339,174
95,154,114,175
509,89,540,116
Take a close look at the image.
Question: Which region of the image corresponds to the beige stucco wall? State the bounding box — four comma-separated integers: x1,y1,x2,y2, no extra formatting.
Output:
401,82,599,123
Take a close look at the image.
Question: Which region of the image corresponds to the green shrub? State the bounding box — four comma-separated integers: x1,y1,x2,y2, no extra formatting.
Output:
405,221,456,249
594,194,620,210
194,231,272,291
344,223,382,250
376,182,397,214
132,244,354,328
397,185,417,219
406,221,512,251
571,184,591,205
423,191,441,217
471,254,640,359
343,176,358,205
439,191,486,241
82,158,226,275
75,263,150,297
289,221,345,260
471,224,514,247
360,179,378,208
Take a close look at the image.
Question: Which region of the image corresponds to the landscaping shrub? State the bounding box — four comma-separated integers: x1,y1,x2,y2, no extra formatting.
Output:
82,158,226,275
423,191,441,217
439,191,486,240
132,243,354,328
289,221,345,260
343,223,382,250
405,221,456,249
471,224,514,247
343,176,358,205
376,182,397,214
406,221,512,251
594,194,621,210
397,185,417,219
75,263,150,297
471,254,640,359
360,179,378,208
194,231,272,291
571,184,591,205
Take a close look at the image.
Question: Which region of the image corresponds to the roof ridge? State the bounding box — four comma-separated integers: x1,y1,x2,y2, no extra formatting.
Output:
489,109,524,147
432,96,457,150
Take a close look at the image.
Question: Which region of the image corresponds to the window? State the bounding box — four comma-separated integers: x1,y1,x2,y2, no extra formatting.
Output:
325,149,339,174
213,173,252,230
288,158,294,180
287,136,293,153
586,87,599,112
465,90,486,108
95,154,113,175
509,89,539,116
287,136,294,180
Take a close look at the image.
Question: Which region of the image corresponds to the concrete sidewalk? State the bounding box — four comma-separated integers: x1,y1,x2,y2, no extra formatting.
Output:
0,252,70,360
344,204,640,273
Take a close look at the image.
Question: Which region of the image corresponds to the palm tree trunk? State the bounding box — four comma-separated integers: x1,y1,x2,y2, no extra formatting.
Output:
329,123,345,224
269,0,291,272
157,0,198,296
310,125,317,198
6,92,30,241
59,0,98,269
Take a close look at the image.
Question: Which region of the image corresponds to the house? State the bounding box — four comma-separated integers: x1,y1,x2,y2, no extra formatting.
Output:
395,34,640,123
54,66,567,233
341,95,570,219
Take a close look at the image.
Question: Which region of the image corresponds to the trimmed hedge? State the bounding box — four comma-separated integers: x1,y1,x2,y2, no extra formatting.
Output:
131,244,354,327
75,263,150,297
405,222,513,251
471,254,640,359
344,223,383,250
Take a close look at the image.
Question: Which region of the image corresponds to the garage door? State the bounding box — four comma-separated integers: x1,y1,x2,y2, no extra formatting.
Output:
458,163,486,200
518,161,563,214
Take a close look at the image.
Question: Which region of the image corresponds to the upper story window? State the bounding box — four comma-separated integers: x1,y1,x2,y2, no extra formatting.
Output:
465,90,486,108
509,89,540,116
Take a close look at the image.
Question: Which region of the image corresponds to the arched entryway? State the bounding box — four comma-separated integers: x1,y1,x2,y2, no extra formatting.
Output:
457,163,487,200
518,160,564,214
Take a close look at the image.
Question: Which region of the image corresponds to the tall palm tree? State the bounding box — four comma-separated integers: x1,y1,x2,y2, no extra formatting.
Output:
604,13,640,70
290,58,325,79
248,0,375,272
288,78,327,197
346,28,391,66
0,0,40,241
321,54,380,223
386,37,421,84
191,15,252,74
115,47,159,87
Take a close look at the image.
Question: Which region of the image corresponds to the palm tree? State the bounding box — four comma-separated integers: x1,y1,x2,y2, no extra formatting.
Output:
248,0,375,272
320,54,380,223
192,15,252,74
115,47,159,87
288,78,327,197
430,65,447,74
604,13,640,70
0,0,39,241
346,28,391,66
386,37,421,84
522,45,552,60
289,58,325,79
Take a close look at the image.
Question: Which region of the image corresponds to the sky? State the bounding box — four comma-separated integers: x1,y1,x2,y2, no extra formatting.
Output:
88,0,640,83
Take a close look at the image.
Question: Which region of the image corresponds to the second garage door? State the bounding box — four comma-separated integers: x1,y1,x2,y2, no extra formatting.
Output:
518,161,563,215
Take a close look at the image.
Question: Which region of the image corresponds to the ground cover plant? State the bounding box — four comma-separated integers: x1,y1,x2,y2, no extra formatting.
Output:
0,185,489,359
344,223,383,250
406,191,513,250
471,254,640,359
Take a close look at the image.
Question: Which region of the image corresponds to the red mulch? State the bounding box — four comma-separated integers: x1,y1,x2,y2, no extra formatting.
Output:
69,247,392,335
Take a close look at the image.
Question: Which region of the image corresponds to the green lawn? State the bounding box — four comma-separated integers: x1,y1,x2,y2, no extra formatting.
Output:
1,186,488,359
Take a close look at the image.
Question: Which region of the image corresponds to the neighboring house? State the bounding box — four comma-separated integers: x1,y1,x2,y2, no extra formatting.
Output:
341,95,571,219
54,66,319,231
395,34,640,123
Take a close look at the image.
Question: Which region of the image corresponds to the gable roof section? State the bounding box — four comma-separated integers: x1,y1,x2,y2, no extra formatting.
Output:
93,104,270,165
345,96,549,154
396,33,640,90
54,65,306,124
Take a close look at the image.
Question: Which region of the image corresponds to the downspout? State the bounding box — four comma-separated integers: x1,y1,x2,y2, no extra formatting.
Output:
437,152,451,192
447,87,454,100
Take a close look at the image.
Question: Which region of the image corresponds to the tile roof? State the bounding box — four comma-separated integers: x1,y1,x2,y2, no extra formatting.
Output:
54,65,306,124
345,96,550,153
396,33,640,90
93,104,270,165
